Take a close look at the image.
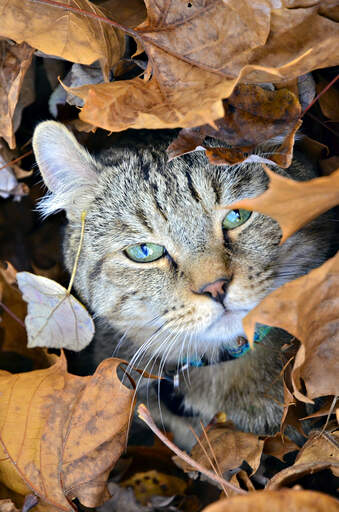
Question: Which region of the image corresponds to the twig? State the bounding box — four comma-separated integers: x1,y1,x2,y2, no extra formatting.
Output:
67,211,86,293
0,150,33,172
137,404,247,494
301,73,339,118
0,300,25,328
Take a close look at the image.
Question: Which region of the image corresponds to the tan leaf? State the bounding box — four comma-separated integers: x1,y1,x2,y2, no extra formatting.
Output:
0,353,135,509
226,165,339,243
16,271,95,351
0,0,125,79
99,0,147,28
168,86,301,159
0,41,34,149
242,252,339,403
267,430,339,490
201,489,339,512
173,422,264,477
67,1,338,131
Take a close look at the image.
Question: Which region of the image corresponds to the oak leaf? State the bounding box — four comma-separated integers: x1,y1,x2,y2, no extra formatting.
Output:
201,489,339,512
243,251,339,403
0,353,135,510
17,271,95,352
0,0,125,80
0,41,34,149
68,1,338,131
226,165,339,243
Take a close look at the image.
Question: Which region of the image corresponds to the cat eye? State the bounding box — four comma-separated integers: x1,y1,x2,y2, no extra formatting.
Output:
125,243,165,263
222,209,252,230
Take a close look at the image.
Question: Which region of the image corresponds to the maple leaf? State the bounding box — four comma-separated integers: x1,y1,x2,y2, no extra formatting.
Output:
65,0,338,131
168,86,301,159
0,41,34,149
0,0,125,80
0,353,136,510
226,165,339,244
243,251,339,403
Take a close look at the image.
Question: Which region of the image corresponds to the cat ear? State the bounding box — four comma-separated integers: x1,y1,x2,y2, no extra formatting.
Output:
33,121,98,220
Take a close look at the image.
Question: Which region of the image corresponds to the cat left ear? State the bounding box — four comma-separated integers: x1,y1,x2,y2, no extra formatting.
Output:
33,121,98,220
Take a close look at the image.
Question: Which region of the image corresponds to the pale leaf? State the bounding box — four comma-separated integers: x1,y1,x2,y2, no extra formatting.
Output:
16,271,95,351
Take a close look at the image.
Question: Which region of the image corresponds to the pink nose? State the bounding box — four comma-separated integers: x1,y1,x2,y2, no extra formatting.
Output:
199,278,228,302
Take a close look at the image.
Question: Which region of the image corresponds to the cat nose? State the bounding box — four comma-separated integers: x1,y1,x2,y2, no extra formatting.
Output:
199,278,229,305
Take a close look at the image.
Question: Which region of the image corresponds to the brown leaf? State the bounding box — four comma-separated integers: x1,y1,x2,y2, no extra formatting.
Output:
317,79,339,121
243,252,339,403
226,165,339,243
201,489,339,512
0,41,34,149
0,0,125,79
168,86,301,159
0,353,135,509
173,422,264,477
66,1,338,132
267,430,339,490
262,433,299,462
99,0,147,28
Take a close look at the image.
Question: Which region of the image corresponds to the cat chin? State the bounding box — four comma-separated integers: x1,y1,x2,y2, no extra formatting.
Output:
197,309,249,350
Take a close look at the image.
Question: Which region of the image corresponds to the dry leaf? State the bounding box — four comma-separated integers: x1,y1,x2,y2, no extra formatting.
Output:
0,353,135,509
262,433,299,462
243,251,339,403
317,79,339,121
226,165,339,243
17,271,95,351
99,0,147,28
168,86,301,159
201,489,339,512
121,470,186,505
173,422,264,477
67,1,338,132
267,430,339,490
0,41,34,149
0,0,125,79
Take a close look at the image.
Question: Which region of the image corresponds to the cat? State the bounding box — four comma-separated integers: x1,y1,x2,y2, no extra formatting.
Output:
33,121,334,448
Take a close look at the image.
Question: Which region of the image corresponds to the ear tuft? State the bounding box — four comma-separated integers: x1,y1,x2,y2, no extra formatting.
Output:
33,121,98,219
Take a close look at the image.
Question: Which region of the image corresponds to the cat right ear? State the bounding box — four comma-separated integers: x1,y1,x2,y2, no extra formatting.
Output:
33,121,98,220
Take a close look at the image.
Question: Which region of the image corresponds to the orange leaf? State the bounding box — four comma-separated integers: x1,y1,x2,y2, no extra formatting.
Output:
242,252,339,403
226,165,339,244
0,354,135,510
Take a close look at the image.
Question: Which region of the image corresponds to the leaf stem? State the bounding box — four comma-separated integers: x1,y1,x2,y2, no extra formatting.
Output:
138,403,247,494
0,300,26,328
67,211,86,294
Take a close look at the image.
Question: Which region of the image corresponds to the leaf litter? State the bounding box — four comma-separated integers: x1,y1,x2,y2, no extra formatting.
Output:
0,0,338,510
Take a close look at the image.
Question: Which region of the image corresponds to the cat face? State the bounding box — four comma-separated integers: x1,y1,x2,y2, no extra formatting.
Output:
33,122,330,365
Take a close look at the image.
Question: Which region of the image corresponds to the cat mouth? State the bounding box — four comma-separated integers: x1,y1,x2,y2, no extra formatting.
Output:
201,308,249,346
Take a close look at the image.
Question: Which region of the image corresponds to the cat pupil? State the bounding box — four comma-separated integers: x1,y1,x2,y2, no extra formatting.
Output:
141,244,149,256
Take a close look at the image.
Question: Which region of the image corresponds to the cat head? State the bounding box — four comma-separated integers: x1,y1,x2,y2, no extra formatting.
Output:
33,121,331,365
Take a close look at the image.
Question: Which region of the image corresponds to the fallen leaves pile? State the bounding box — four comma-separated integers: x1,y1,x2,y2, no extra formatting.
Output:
0,0,338,510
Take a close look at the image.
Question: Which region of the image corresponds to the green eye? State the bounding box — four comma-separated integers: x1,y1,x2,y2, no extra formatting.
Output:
222,209,252,230
125,243,165,263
